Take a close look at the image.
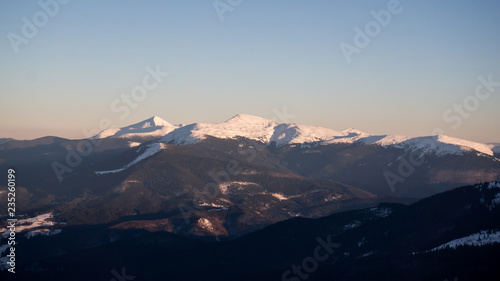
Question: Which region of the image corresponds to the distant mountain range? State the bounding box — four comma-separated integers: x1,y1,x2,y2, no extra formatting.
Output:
91,115,500,197
1,115,499,279
0,138,14,145
0,115,499,239
95,114,497,156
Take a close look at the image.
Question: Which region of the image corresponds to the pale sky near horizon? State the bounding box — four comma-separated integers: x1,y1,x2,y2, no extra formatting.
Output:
1,0,499,143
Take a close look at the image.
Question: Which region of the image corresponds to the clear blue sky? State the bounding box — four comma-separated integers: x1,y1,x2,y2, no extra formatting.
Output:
1,0,499,143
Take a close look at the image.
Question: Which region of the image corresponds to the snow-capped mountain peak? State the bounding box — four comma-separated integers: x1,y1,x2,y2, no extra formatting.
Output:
93,116,177,140
160,114,347,146
160,114,279,145
144,116,172,127
94,114,496,158
118,116,174,131
224,113,277,125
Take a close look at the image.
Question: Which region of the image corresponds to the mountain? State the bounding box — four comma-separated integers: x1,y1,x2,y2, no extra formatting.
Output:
16,135,494,240
157,114,495,157
10,115,493,157
0,136,68,150
93,116,178,142
56,137,379,238
160,114,346,146
0,138,14,145
85,114,498,187
1,115,499,279
0,115,497,234
3,181,499,280
88,115,499,197
489,143,500,156
0,115,497,241
356,134,494,156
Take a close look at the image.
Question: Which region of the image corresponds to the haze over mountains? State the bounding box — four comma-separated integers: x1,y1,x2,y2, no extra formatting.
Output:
3,0,499,279
1,114,498,202
2,114,498,158
1,114,499,280
0,114,498,234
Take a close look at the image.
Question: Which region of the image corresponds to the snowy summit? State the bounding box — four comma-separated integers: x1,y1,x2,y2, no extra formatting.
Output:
94,114,497,175
160,114,346,146
94,114,496,157
93,116,178,139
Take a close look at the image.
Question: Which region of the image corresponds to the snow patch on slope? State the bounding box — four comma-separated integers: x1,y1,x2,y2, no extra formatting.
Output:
218,181,261,195
1,213,62,270
474,181,500,190
271,193,289,201
128,141,141,147
95,143,166,175
197,218,215,232
16,213,57,232
369,206,393,218
491,193,500,207
344,221,362,230
430,230,500,251
26,228,62,239
370,135,494,156
487,181,500,189
437,135,493,156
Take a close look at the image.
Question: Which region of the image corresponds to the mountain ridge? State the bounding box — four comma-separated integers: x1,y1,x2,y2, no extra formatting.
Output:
3,114,495,157
91,114,496,158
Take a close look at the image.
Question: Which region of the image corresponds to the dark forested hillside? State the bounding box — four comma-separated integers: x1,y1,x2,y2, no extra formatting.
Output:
2,181,499,280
